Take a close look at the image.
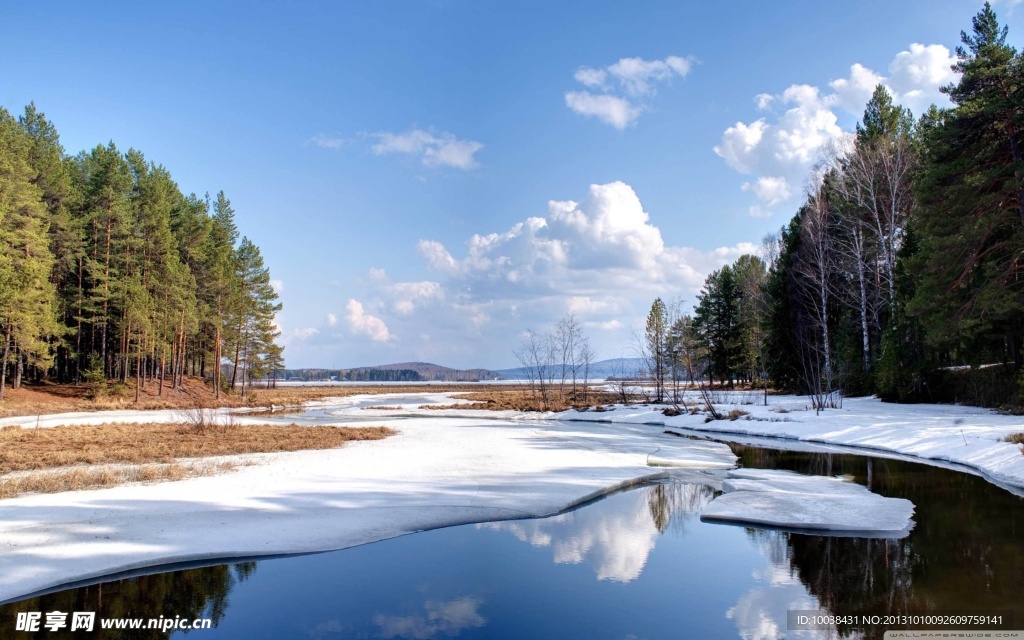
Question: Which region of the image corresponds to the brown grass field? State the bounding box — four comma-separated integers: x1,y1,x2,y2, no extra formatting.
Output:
0,378,488,418
420,388,625,412
0,422,394,499
0,462,242,500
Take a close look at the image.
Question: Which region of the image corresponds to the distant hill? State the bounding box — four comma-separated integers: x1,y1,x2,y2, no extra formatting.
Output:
282,362,502,382
494,357,645,380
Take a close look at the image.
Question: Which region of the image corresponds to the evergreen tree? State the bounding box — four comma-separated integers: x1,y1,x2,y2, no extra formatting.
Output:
228,237,282,393
0,108,60,397
694,265,743,386
643,298,669,402
908,2,1024,371
0,103,285,402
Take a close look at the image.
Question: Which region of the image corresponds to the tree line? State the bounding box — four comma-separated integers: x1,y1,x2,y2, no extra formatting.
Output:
0,103,283,400
641,4,1024,409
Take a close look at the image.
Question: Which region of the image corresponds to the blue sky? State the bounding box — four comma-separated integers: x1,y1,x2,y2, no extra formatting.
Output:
3,1,1019,369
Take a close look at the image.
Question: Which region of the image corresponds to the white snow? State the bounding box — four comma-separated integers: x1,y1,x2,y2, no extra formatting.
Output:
3,390,1022,602
700,468,915,537
563,394,1024,490
0,399,736,603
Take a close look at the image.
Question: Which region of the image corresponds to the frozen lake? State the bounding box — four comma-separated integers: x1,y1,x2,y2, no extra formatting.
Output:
5,443,1021,640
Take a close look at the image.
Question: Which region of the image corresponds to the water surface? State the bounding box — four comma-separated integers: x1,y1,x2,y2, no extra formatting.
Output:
3,444,1022,639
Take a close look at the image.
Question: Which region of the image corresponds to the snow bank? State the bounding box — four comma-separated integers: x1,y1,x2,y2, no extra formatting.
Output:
0,402,736,604
700,469,914,537
562,395,1024,490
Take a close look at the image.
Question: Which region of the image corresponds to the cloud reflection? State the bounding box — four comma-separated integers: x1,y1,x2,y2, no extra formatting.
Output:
372,595,486,639
480,483,714,583
726,531,849,640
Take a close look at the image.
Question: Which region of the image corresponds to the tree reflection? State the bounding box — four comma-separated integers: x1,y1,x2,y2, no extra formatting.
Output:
646,482,717,534
0,562,256,639
731,444,1024,638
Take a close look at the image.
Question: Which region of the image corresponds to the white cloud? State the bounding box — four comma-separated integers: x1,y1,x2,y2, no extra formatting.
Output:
289,182,760,368
327,313,337,327
370,128,483,170
346,299,391,342
574,67,607,88
564,92,642,130
387,280,444,314
606,55,693,96
307,133,347,150
290,327,319,340
585,319,623,331
405,181,754,335
829,63,885,114
566,55,693,128
886,43,958,113
742,177,791,207
717,43,957,217
269,279,284,294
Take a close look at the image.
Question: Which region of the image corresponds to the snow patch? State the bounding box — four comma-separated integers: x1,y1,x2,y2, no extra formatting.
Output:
700,469,914,537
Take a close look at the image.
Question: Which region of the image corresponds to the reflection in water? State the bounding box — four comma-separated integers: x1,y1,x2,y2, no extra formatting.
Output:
479,483,715,582
372,596,486,639
727,531,849,640
3,445,1022,640
0,562,255,639
730,444,1024,639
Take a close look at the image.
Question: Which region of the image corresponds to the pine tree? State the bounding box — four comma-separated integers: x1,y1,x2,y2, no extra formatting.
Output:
694,266,743,386
0,109,60,397
18,104,82,381
228,237,282,394
644,298,668,402
908,2,1024,371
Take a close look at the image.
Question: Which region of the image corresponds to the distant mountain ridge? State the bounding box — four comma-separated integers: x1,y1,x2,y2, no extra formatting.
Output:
283,362,502,382
284,358,644,382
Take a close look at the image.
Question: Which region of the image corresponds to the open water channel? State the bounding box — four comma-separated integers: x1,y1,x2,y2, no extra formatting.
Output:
3,410,1022,640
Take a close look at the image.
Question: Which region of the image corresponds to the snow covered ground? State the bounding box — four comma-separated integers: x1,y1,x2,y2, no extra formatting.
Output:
563,393,1024,491
701,468,915,537
1,391,1020,603
0,396,736,604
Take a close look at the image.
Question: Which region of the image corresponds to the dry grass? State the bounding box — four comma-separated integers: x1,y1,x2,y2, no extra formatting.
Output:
0,461,241,500
418,388,626,412
0,422,394,475
0,379,490,419
363,405,402,410
0,377,247,418
705,408,751,423
1005,433,1024,455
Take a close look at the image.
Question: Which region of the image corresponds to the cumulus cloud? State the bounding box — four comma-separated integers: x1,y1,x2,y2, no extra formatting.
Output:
385,280,444,314
269,279,284,294
742,177,791,208
886,43,959,113
405,181,754,334
716,43,957,217
346,299,391,342
564,92,642,130
286,181,762,368
566,55,693,128
370,128,483,170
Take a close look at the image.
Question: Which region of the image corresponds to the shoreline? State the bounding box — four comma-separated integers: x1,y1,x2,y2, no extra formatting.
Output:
0,397,735,604
2,392,1022,604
